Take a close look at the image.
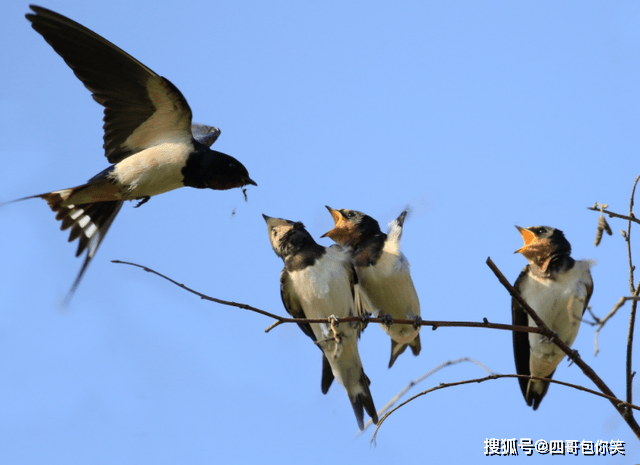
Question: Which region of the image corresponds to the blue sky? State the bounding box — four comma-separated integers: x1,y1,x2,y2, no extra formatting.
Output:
1,0,639,462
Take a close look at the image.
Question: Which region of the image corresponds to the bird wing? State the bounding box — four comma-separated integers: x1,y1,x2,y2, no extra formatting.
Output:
582,267,594,315
191,124,221,147
280,268,335,394
348,262,369,339
26,6,193,164
279,269,315,342
511,266,532,399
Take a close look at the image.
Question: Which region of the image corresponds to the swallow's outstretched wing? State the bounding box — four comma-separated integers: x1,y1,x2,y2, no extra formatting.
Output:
27,5,194,164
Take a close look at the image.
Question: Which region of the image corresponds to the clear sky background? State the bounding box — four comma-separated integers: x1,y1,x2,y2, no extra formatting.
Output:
1,0,639,462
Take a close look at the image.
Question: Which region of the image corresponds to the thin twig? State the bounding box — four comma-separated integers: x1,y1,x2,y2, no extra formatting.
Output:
587,204,640,226
111,260,285,320
583,306,599,326
593,296,640,356
626,173,640,412
370,373,640,445
111,260,549,336
628,292,639,409
625,175,640,293
357,357,493,435
486,257,640,440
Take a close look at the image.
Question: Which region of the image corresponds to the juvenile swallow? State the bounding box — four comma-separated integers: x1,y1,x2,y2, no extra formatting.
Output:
6,6,256,301
512,226,594,410
322,207,421,368
263,215,378,430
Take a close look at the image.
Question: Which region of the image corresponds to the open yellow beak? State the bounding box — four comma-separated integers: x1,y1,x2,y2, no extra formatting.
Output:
320,206,347,239
514,226,538,254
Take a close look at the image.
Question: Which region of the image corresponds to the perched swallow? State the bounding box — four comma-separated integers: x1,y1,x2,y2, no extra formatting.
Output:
322,207,421,368
6,6,256,302
512,226,594,410
263,215,378,430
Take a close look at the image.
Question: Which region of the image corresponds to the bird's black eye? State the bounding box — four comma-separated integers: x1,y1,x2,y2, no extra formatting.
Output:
347,211,355,218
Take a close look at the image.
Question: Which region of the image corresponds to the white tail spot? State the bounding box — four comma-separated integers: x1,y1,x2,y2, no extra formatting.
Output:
84,223,98,239
78,215,91,228
70,209,85,220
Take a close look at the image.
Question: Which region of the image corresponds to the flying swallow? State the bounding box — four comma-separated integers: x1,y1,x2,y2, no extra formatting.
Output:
5,6,256,302
322,207,421,368
512,226,594,410
263,214,378,430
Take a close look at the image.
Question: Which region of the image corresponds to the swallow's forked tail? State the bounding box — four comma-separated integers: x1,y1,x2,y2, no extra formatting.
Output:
2,188,124,304
525,372,554,411
39,189,124,304
321,355,335,394
388,333,422,368
348,370,379,431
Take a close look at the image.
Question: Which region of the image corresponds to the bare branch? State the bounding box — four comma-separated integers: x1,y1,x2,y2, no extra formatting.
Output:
370,373,640,445
588,204,640,226
111,260,290,322
626,173,640,409
625,174,640,293
357,357,493,435
592,296,640,356
627,293,639,408
111,260,550,336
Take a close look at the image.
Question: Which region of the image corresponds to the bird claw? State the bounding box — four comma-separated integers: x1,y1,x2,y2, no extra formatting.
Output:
413,315,422,330
568,349,580,366
328,315,341,343
381,313,393,327
544,330,559,344
134,196,151,208
360,312,371,330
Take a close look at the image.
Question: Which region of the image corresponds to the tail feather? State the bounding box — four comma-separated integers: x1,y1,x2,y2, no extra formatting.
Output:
3,187,124,303
360,371,378,426
349,370,378,430
40,190,123,303
320,355,335,394
525,370,555,410
410,334,421,356
386,208,409,243
388,334,421,368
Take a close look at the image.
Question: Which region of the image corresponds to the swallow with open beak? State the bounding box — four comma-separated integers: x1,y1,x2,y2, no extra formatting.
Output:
322,207,421,368
512,226,594,410
263,215,378,430
3,6,256,303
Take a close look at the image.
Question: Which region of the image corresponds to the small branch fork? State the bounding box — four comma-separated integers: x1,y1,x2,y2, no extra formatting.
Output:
369,373,640,446
357,357,494,435
589,297,640,356
588,203,640,227
588,173,640,431
113,258,640,441
624,175,640,414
